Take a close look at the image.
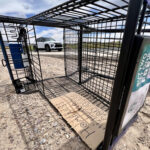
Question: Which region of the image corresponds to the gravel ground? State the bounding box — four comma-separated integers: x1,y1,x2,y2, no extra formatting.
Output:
0,54,150,150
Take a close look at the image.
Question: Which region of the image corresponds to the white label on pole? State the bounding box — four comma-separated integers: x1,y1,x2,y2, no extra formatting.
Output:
22,53,29,67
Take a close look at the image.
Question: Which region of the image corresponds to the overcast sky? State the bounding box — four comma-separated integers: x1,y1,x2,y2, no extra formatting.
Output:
0,0,68,42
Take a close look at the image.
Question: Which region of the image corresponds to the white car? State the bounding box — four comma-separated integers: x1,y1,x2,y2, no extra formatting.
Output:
36,37,63,51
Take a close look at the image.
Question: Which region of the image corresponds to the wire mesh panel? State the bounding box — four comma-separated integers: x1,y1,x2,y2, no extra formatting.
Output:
26,25,45,95
64,27,79,82
0,23,44,94
25,25,44,95
81,20,125,104
64,0,129,104
140,3,150,36
0,0,148,149
26,0,129,28
0,23,31,93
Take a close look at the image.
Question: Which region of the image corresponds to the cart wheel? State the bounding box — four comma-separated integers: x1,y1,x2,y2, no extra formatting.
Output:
45,45,51,52
58,48,62,51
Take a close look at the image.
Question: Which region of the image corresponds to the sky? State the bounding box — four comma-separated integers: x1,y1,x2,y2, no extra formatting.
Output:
0,0,68,42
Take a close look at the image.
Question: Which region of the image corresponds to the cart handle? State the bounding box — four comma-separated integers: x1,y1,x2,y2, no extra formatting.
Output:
1,59,6,67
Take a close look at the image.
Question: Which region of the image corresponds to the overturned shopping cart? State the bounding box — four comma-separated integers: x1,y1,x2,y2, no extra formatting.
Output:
0,0,150,149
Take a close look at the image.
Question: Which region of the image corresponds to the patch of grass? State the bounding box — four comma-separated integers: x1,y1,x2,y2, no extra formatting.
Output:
28,44,35,51
66,41,121,50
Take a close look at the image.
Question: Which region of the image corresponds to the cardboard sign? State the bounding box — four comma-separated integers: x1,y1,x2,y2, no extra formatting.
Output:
122,39,150,128
51,92,107,150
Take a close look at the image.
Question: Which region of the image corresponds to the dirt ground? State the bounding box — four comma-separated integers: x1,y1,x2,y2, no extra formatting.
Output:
0,54,150,150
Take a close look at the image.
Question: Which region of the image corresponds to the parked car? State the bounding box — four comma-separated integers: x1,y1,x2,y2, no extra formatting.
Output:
36,37,63,51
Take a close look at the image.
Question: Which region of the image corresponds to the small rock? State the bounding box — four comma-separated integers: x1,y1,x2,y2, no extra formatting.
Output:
48,120,51,123
25,108,31,115
65,133,70,139
62,127,65,131
52,122,58,127
56,140,60,145
138,137,144,143
46,114,51,117
8,135,14,143
34,128,38,133
40,138,46,144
